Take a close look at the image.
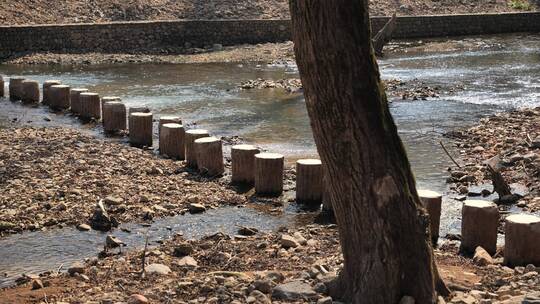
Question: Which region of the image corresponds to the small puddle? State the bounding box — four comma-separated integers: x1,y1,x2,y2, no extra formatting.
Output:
0,206,294,288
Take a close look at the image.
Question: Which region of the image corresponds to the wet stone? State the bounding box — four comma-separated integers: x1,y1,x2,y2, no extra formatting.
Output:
68,262,85,276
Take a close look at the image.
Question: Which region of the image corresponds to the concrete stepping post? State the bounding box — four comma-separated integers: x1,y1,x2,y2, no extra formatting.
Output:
129,112,153,148
255,153,284,196
159,123,185,160
185,129,210,168
296,159,323,205
21,80,40,103
418,189,442,244
70,88,89,115
9,77,25,101
158,116,182,136
49,85,71,110
79,92,101,119
0,76,5,97
102,101,127,133
42,80,61,105
460,200,499,255
195,136,224,176
504,214,540,266
231,144,260,185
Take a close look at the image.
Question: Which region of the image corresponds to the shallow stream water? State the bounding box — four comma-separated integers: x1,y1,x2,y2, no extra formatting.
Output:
0,33,538,287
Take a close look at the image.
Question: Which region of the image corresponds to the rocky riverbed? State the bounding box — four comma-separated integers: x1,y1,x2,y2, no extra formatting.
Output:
445,108,540,213
0,126,248,236
238,77,461,101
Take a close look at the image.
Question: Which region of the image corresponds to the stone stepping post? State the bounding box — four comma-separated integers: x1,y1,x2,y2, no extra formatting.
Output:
255,153,284,196
42,80,61,105
129,112,153,148
296,159,323,205
159,123,185,160
0,76,4,97
460,200,499,255
185,129,210,168
70,88,89,115
418,189,442,244
231,144,260,185
158,116,182,136
49,85,71,110
504,214,540,266
102,101,127,133
195,136,224,176
79,92,101,120
21,80,40,103
9,77,25,101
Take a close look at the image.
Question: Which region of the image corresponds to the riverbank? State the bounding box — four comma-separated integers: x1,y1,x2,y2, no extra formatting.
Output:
0,33,532,65
1,224,539,304
1,0,535,25
445,108,540,213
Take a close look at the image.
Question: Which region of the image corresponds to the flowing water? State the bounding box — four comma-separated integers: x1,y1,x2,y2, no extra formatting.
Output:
0,33,538,287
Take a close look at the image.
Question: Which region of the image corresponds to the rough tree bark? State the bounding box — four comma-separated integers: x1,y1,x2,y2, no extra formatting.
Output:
289,1,447,303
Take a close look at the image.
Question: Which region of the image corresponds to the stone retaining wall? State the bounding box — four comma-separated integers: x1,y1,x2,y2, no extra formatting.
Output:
0,12,538,53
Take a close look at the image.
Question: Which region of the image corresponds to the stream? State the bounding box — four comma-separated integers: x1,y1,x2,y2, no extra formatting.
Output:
0,33,539,288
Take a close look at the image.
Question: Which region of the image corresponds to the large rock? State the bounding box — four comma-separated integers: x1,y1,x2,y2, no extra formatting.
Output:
68,262,85,276
272,281,318,301
145,263,171,275
473,246,494,266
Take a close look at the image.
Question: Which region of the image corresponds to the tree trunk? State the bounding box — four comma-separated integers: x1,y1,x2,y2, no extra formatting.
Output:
289,1,446,302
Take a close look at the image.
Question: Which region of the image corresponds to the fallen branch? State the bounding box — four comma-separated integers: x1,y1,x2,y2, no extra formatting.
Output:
141,232,149,278
439,141,461,168
373,13,397,57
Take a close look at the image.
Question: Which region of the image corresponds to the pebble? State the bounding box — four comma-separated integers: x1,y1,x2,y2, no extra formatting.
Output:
176,256,198,268
145,263,171,275
128,294,149,304
188,203,206,214
77,223,91,231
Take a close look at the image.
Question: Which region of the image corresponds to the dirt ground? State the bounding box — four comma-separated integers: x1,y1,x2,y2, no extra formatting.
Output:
1,0,536,25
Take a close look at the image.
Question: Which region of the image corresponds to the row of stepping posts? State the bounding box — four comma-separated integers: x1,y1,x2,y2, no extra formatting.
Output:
2,76,539,265
418,191,540,266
